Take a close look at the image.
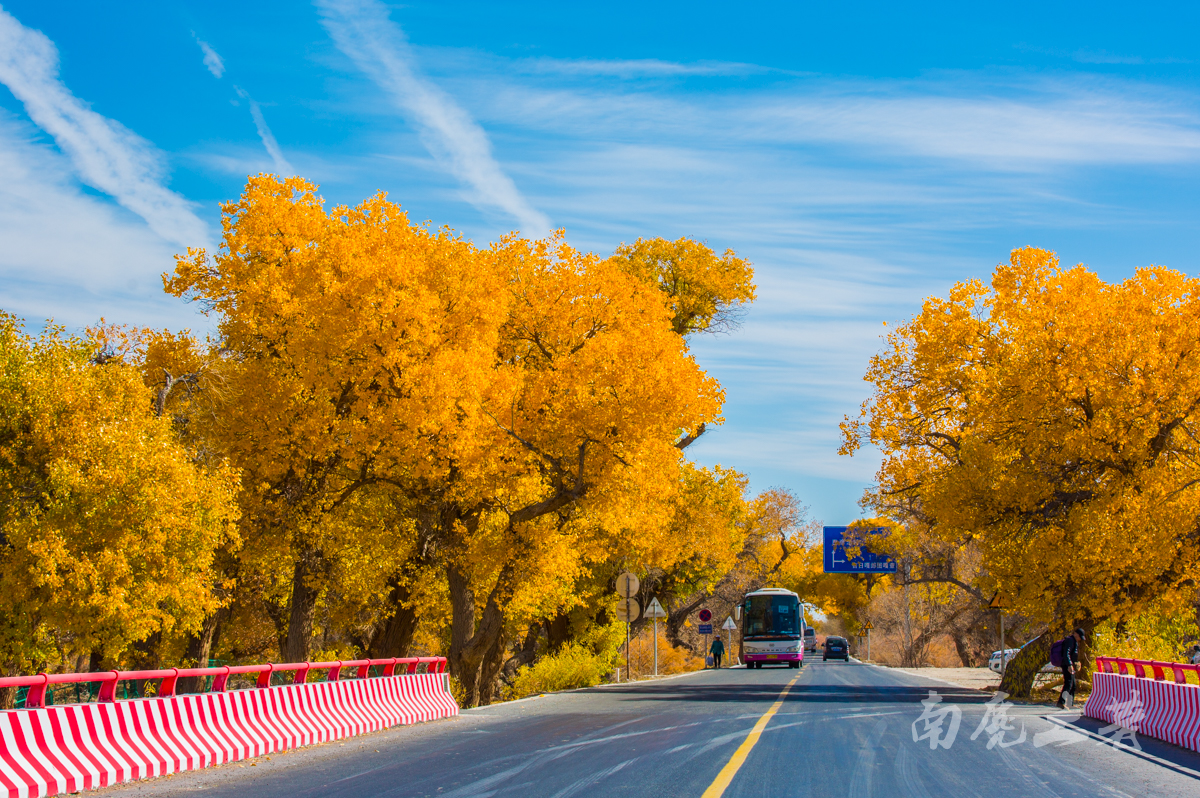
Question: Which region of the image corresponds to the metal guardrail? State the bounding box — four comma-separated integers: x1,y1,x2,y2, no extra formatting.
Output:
0,657,448,709
1094,655,1200,685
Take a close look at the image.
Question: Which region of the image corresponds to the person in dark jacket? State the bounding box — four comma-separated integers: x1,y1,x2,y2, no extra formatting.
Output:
1057,628,1086,709
710,637,725,669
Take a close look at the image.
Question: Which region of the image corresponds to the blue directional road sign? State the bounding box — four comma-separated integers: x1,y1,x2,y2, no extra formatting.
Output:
823,526,897,574
698,624,713,635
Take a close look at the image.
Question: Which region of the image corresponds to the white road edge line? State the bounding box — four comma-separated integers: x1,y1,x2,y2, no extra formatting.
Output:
464,668,713,711
1042,716,1200,780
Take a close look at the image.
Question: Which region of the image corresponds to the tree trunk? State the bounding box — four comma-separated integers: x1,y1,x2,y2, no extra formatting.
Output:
283,558,323,663
499,626,542,688
901,578,915,667
129,629,164,671
998,632,1049,698
447,563,510,708
478,627,510,705
666,594,706,651
544,612,572,653
952,632,975,667
178,610,225,694
367,578,421,659
0,665,16,710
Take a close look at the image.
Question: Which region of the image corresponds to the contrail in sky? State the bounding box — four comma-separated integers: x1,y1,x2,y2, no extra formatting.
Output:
189,34,293,177
316,0,551,235
192,33,226,78
236,86,295,176
0,7,208,249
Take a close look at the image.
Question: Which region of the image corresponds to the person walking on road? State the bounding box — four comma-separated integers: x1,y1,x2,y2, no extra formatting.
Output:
1189,644,1200,665
710,637,725,669
1057,627,1086,709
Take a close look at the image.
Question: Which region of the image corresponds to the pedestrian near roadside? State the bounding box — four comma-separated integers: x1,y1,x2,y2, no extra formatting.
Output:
1190,644,1200,665
710,637,725,669
1057,627,1086,710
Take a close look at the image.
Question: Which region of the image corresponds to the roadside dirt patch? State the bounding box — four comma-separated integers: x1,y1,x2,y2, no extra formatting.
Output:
890,666,1002,692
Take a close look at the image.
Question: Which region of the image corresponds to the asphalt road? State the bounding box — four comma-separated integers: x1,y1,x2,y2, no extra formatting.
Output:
99,659,1200,797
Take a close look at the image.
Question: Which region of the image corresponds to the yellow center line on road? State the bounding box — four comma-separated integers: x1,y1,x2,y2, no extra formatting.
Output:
700,672,801,798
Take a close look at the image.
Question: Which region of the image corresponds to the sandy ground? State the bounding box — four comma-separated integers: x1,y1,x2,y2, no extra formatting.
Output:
888,666,1003,691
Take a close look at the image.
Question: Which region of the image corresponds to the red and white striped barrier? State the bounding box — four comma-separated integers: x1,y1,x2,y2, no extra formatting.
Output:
1084,657,1200,754
0,661,457,798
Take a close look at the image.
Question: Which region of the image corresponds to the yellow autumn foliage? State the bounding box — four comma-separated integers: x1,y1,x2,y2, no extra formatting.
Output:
843,247,1200,632
1,174,760,710
0,312,240,673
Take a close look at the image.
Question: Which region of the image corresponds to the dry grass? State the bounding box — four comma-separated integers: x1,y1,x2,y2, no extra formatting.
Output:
621,626,706,679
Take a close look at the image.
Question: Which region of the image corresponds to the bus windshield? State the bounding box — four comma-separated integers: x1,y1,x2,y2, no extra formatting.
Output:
743,595,800,638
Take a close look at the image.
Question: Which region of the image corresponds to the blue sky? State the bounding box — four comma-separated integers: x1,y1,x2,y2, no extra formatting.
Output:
3,1,1200,526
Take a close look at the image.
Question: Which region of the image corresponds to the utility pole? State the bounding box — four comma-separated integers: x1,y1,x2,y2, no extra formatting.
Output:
989,591,1008,673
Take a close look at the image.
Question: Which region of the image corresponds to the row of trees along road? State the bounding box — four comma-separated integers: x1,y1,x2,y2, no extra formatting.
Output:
842,247,1200,695
0,175,781,708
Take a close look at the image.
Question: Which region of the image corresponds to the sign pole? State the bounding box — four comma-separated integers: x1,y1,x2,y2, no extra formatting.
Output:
989,591,1007,674
616,573,640,681
653,616,659,677
999,611,1006,674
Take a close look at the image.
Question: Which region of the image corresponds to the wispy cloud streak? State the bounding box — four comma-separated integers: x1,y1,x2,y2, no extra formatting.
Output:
0,7,208,249
316,0,550,234
235,87,294,175
193,34,226,78
519,57,778,78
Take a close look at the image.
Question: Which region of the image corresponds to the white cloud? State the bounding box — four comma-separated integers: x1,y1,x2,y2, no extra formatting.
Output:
193,34,226,78
0,111,204,331
451,69,1200,170
235,87,294,176
0,7,210,250
315,0,551,235
518,57,776,78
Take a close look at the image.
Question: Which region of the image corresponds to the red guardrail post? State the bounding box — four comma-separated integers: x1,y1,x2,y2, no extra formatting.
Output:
382,658,397,677
256,664,275,689
24,674,49,709
293,663,310,684
97,672,121,703
327,661,343,682
212,666,232,692
159,668,181,697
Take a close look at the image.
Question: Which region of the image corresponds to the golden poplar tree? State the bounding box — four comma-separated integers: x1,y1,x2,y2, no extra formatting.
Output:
843,248,1200,670
0,312,239,688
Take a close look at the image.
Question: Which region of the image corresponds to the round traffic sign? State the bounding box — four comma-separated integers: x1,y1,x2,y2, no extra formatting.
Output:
698,608,712,622
615,597,640,623
617,572,640,599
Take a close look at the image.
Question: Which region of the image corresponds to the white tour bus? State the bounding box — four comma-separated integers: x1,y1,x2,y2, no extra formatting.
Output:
740,587,804,669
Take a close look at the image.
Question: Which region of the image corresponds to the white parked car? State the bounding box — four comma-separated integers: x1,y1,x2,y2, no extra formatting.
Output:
987,648,1021,674
988,644,1057,674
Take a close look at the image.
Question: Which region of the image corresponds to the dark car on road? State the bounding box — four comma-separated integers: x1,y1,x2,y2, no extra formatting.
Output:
823,636,850,661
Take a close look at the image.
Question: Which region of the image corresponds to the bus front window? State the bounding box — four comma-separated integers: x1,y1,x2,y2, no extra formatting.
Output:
743,596,800,637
